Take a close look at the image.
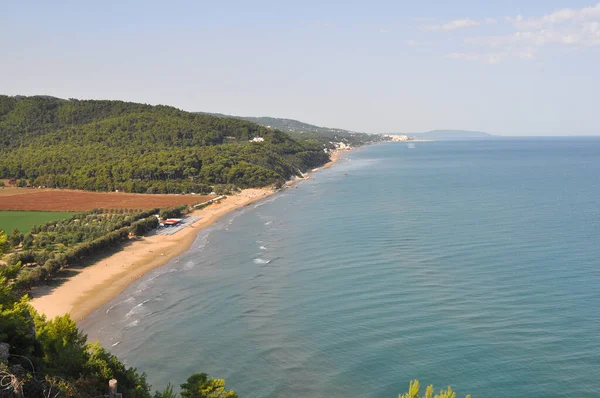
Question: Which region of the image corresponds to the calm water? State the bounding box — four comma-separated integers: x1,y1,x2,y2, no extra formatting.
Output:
81,138,600,398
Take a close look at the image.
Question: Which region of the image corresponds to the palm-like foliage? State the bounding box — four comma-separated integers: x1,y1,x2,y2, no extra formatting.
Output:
399,380,471,398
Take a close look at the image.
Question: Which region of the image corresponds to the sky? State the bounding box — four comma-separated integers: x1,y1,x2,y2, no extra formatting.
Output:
2,0,600,136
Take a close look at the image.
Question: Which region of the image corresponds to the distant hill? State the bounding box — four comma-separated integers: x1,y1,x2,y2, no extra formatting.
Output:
236,116,358,135
0,95,330,193
410,130,493,140
201,113,383,146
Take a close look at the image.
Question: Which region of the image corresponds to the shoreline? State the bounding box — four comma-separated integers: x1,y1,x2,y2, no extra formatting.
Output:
29,148,353,321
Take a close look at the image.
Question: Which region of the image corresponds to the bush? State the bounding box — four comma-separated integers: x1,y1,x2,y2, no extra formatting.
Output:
43,259,62,276
14,266,47,289
7,251,36,266
9,229,23,248
159,206,187,220
130,216,159,236
0,262,23,279
33,251,52,265
22,233,34,249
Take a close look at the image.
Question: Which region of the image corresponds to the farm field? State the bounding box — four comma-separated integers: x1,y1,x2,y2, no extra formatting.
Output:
0,211,75,233
0,189,213,211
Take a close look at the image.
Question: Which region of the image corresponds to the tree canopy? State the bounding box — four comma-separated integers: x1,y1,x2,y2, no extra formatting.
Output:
0,96,329,193
180,373,238,398
0,229,9,255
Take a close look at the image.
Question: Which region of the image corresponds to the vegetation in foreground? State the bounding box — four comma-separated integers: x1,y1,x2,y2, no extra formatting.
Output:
0,95,330,194
400,380,470,398
0,274,237,398
0,211,75,234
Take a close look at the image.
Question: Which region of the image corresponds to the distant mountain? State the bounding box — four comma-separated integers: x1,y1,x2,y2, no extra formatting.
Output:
411,130,493,140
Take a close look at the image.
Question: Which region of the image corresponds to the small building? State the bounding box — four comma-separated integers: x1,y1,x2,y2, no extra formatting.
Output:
250,137,265,142
160,218,183,227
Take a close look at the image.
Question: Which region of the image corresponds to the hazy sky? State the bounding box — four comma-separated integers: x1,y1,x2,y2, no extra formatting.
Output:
2,1,600,135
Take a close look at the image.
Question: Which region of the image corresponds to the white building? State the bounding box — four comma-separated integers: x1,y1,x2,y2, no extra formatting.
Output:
384,134,411,142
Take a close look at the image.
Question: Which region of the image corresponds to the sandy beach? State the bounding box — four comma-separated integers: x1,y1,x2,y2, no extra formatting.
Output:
324,148,352,168
29,188,276,320
30,149,351,321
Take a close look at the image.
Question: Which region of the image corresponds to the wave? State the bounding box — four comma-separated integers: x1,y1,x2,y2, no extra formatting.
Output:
254,195,284,209
194,233,211,251
253,256,282,265
124,320,139,329
264,221,273,226
134,268,179,293
222,210,245,230
106,296,135,314
124,299,151,319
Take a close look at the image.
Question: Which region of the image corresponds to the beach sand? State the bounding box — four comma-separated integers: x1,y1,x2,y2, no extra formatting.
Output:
324,148,352,168
29,188,275,320
29,149,351,321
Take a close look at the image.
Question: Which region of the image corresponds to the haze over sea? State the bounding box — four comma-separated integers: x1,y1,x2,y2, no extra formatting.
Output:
81,138,600,398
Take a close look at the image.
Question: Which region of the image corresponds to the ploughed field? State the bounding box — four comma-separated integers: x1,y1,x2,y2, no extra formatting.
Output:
0,188,213,211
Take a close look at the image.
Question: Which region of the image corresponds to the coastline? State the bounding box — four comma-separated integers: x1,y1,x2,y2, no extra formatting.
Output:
29,148,352,321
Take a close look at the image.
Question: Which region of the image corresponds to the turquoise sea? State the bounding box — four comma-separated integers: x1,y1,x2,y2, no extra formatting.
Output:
81,138,600,398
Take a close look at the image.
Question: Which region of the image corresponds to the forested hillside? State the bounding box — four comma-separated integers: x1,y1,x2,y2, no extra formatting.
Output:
202,112,385,148
0,96,329,193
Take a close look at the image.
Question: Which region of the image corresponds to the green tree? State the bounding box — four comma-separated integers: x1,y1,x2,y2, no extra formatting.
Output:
154,383,179,398
34,314,89,378
0,280,37,358
0,229,9,254
0,269,154,398
22,232,34,249
9,228,23,248
86,341,152,398
180,373,238,398
0,95,332,194
399,380,471,398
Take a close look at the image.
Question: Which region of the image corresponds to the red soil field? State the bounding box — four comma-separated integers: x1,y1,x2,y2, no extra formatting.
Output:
0,189,213,211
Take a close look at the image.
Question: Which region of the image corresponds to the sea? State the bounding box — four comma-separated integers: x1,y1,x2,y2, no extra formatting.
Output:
80,138,600,398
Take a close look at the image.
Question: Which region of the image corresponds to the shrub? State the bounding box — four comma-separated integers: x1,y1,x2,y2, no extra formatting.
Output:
0,262,23,279
159,206,187,220
130,216,159,236
14,266,47,289
43,259,62,276
9,228,23,248
7,251,36,266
